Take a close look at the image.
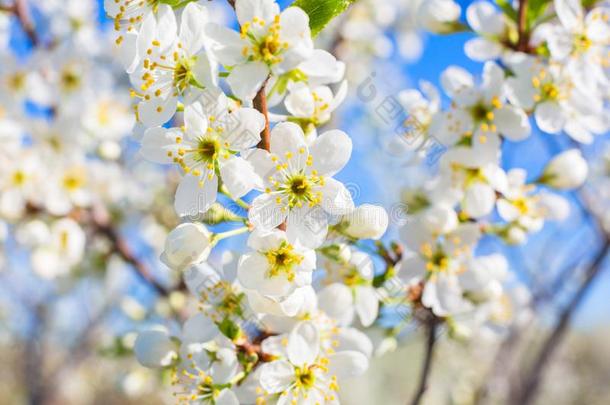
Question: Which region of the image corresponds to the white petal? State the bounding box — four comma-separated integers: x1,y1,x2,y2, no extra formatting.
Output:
320,178,354,216
134,329,176,368
225,108,265,150
535,101,565,134
220,156,259,199
494,105,531,140
249,193,286,230
140,127,180,164
286,205,328,249
287,321,320,366
463,182,496,218
309,129,352,176
440,66,474,97
184,103,209,137
138,96,177,127
236,0,279,26
355,287,379,327
466,1,505,35
174,174,218,217
270,122,307,157
179,3,208,54
215,389,239,405
317,283,354,325
227,62,269,101
259,360,294,394
464,37,502,61
328,351,369,378
554,0,583,31
182,313,218,344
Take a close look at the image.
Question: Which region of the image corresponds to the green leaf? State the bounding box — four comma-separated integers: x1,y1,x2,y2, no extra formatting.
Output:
495,0,518,22
218,317,241,340
292,0,357,37
527,0,552,28
159,0,197,8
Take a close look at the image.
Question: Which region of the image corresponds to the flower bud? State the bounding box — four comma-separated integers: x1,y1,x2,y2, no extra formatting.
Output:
418,0,462,33
341,204,389,240
161,223,212,270
540,150,588,189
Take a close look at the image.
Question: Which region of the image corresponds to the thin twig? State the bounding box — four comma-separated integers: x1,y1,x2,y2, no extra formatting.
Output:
510,239,610,405
91,206,171,297
253,78,271,152
14,0,38,46
409,320,438,405
516,0,529,51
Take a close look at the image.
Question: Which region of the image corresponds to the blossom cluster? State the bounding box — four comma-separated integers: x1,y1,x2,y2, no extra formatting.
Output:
391,0,607,333
109,0,393,403
104,0,610,403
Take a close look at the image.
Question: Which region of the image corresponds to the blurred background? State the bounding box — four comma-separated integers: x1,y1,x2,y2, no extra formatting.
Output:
0,0,609,404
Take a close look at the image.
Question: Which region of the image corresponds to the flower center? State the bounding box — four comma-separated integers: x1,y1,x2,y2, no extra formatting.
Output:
295,367,316,390
8,72,26,91
289,175,310,196
420,243,450,274
574,33,592,52
61,68,81,92
265,241,304,281
513,197,529,214
196,137,221,164
62,170,86,191
470,103,491,122
12,170,26,186
279,172,323,208
241,16,288,65
173,58,194,93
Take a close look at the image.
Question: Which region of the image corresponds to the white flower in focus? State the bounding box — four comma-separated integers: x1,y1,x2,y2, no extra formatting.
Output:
540,149,588,189
258,322,368,404
161,223,212,270
140,90,265,216
247,122,354,248
206,0,313,100
237,229,316,298
131,3,218,127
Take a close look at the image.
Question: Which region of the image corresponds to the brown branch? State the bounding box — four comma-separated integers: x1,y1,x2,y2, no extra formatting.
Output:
409,319,438,405
253,78,271,152
14,0,38,46
516,0,529,52
91,206,171,297
510,239,610,405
